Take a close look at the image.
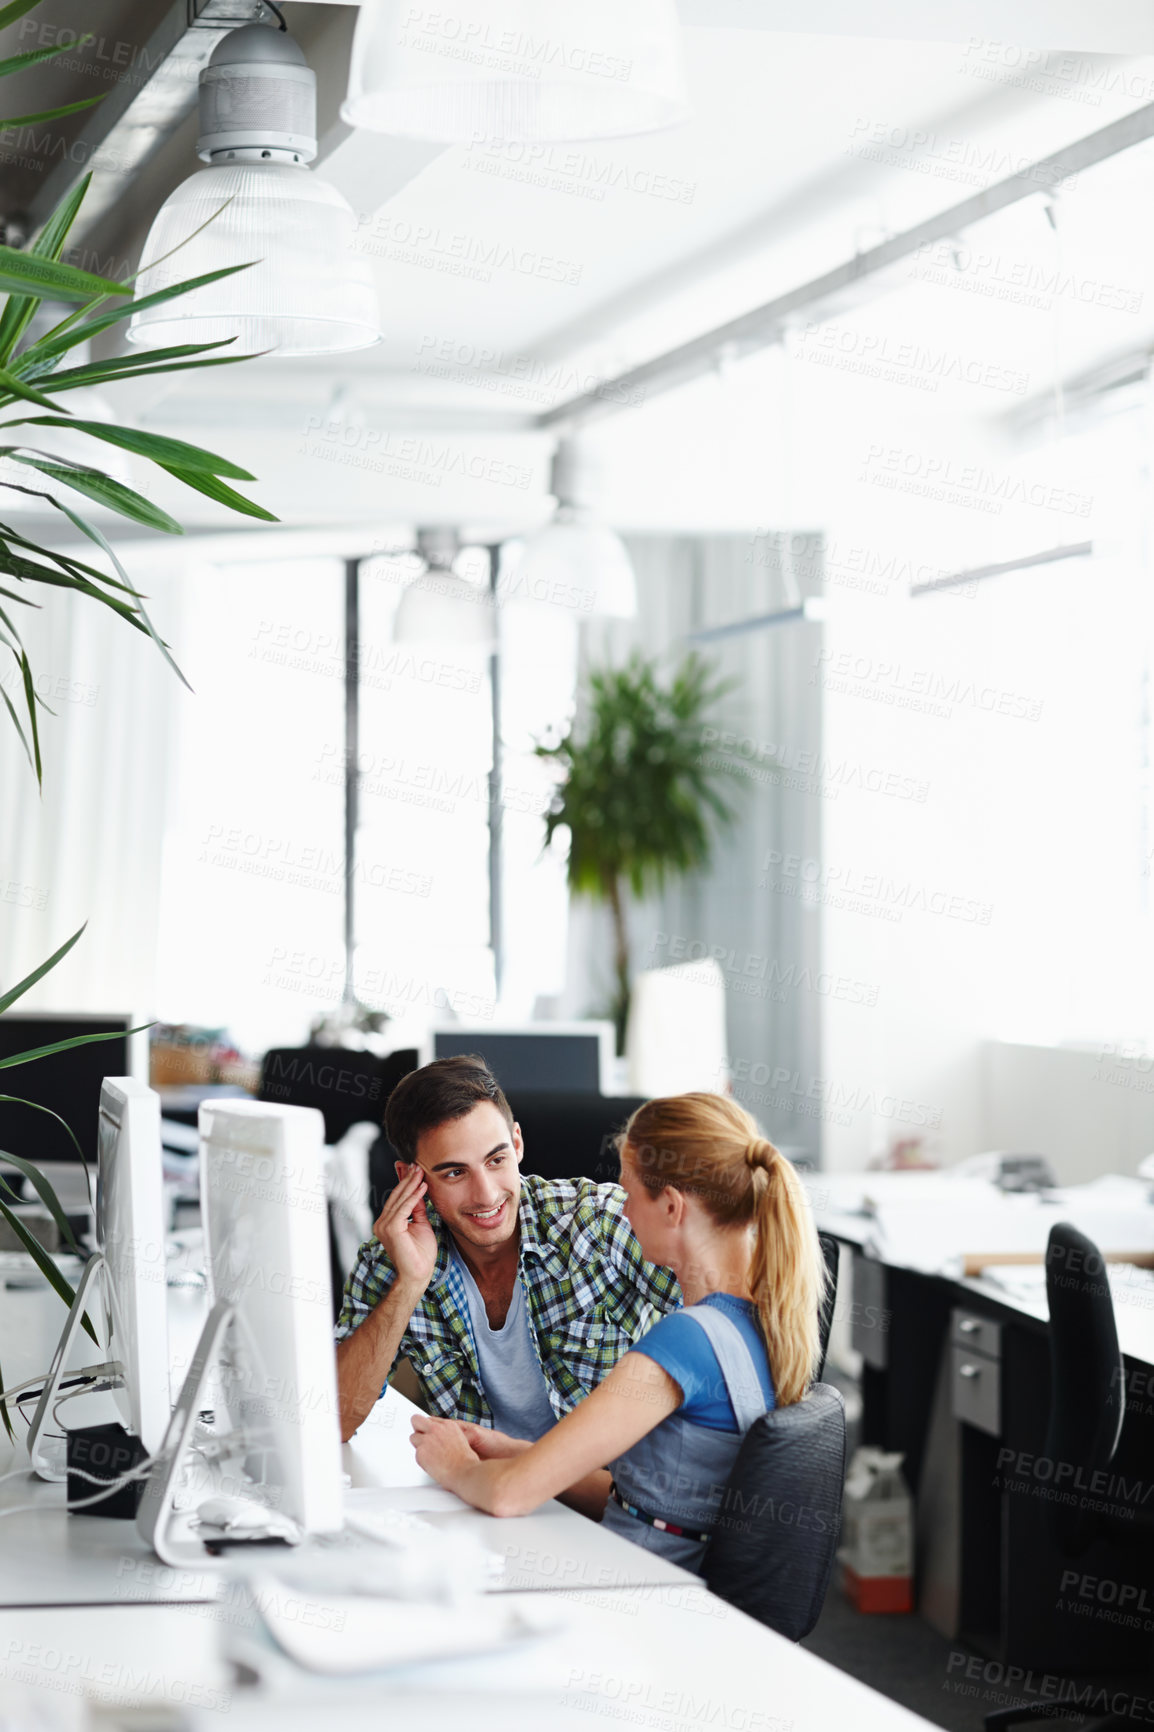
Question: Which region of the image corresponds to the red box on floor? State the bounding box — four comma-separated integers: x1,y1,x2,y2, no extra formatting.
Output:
842,1565,913,1613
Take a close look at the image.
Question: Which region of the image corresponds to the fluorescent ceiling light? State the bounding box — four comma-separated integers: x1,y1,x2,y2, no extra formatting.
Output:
910,543,1093,597
342,0,689,143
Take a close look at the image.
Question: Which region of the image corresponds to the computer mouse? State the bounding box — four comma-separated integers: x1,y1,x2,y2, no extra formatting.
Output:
195,1494,300,1540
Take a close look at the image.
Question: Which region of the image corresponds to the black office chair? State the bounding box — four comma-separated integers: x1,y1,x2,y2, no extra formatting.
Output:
703,1381,847,1638
513,1091,646,1184
984,1224,1150,1731
258,1044,385,1145
700,1237,844,1640
816,1231,840,1382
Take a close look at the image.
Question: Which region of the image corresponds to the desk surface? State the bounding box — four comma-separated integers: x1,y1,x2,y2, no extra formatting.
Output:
346,1384,694,1596
811,1172,1154,1367
0,1585,941,1732
0,1252,935,1730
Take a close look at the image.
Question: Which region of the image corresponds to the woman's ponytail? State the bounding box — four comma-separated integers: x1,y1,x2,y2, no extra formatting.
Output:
619,1095,829,1408
746,1138,826,1405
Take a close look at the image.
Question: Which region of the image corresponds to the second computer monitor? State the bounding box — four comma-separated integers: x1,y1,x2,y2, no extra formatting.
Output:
97,1077,171,1455
198,1098,343,1534
429,1022,615,1093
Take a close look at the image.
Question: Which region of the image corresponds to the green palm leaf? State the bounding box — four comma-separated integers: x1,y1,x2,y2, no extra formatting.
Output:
0,247,129,303
1,418,257,480
159,464,277,521
0,1024,152,1071
0,1196,94,1340
0,34,93,78
0,0,49,28
0,94,104,129
0,923,85,1014
0,368,68,411
0,174,93,367
0,1152,82,1253
7,456,184,533
14,263,251,373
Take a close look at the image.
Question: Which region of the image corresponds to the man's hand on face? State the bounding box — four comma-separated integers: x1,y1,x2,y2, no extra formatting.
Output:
372,1163,439,1292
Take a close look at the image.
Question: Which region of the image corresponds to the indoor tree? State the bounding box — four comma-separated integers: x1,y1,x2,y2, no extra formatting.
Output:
538,652,743,1049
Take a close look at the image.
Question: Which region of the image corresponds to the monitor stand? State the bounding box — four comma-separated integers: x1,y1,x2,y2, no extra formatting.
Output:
137,1297,246,1568
26,1253,121,1481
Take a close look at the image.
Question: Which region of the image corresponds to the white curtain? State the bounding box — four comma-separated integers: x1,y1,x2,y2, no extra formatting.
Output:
0,547,181,1016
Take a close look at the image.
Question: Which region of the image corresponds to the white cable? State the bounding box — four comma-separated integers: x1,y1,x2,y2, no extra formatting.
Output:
0,1449,171,1522
0,1370,57,1406
52,1377,121,1432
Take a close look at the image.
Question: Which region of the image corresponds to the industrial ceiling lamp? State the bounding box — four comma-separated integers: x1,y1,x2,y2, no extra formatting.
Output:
342,0,689,143
512,439,637,619
128,24,379,357
392,527,496,649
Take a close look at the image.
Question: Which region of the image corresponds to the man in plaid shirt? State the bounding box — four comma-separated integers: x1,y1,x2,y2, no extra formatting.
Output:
335,1055,681,1442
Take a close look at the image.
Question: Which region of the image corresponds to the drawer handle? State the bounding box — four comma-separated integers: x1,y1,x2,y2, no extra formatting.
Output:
959,1363,982,1379
958,1319,981,1335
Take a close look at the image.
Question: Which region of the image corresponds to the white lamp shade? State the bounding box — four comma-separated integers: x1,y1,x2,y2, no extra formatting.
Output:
127,163,380,357
342,0,689,143
0,387,136,516
393,570,496,650
513,507,637,619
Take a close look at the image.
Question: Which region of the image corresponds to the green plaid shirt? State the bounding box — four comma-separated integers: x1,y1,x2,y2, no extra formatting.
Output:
335,1173,682,1423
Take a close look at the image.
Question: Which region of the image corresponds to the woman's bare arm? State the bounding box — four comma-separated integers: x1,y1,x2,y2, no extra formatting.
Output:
410,1350,681,1518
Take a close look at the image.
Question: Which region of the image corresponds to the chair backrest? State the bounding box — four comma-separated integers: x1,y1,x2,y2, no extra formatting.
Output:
510,1091,647,1184
816,1232,840,1382
702,1382,846,1640
259,1045,384,1145
1043,1221,1125,1555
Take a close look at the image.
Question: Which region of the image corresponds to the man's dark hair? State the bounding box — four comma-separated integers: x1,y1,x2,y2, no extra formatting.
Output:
384,1054,513,1163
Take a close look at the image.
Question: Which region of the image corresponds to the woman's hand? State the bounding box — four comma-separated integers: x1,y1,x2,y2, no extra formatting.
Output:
410,1412,481,1487
460,1422,532,1461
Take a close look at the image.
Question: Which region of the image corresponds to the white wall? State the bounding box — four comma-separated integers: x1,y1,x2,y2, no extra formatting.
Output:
985,1040,1154,1184
561,329,1151,1174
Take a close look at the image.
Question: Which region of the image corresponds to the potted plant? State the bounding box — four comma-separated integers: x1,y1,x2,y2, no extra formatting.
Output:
537,651,742,1049
0,0,275,781
0,0,273,1433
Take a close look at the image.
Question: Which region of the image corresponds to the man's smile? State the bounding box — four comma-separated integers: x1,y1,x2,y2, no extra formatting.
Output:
462,1197,511,1229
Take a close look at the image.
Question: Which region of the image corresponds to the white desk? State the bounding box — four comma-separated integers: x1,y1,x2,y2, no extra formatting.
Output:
0,1261,936,1732
0,1585,941,1732
346,1382,696,1595
810,1171,1154,1369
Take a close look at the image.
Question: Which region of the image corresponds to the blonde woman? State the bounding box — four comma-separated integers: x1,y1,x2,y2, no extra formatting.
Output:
410,1092,827,1572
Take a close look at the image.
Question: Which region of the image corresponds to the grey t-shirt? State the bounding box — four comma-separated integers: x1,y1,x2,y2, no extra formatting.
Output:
453,1253,557,1441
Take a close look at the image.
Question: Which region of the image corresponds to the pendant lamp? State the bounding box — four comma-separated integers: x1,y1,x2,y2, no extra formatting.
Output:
512,440,637,619
129,24,379,357
392,527,496,649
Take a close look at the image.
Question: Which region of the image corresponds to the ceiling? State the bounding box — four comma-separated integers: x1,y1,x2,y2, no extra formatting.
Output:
6,1,1154,531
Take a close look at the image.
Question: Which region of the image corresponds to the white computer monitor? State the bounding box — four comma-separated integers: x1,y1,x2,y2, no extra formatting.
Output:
28,1077,170,1474
138,1099,343,1564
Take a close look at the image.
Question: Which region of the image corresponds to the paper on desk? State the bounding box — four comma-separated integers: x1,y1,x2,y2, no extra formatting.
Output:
345,1484,468,1515
248,1576,562,1676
